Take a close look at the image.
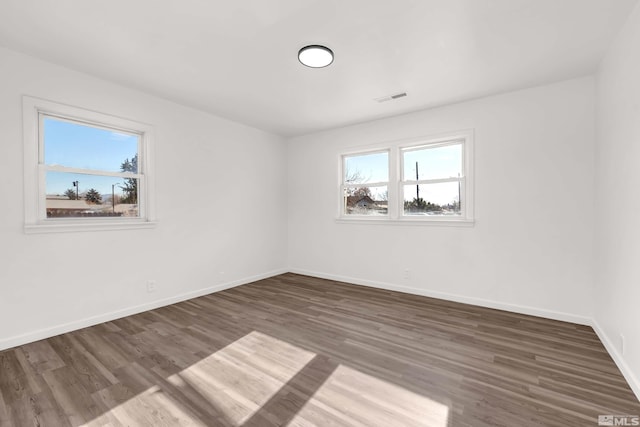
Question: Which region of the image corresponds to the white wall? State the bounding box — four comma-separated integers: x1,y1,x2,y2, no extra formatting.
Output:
595,2,640,398
0,47,288,350
288,77,596,323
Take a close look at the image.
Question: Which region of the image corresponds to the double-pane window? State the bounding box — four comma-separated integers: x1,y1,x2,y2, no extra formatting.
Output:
339,132,473,223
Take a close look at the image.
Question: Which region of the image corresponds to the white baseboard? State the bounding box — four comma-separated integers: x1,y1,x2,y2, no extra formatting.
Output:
288,268,592,326
591,319,640,401
0,268,287,352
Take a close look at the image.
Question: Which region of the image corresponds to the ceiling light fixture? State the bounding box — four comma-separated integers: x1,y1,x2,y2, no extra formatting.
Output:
298,45,334,68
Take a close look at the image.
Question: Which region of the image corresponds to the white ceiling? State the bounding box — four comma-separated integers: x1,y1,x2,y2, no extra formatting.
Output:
0,0,637,136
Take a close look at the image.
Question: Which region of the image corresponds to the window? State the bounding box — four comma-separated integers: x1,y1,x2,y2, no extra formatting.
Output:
342,150,389,216
401,141,464,217
339,131,473,224
23,96,155,233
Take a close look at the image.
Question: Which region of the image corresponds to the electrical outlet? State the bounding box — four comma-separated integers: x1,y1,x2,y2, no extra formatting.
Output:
147,280,157,293
403,269,411,279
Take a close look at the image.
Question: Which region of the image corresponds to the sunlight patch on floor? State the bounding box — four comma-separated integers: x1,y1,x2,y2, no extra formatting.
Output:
84,331,448,426
289,364,450,427
171,331,317,425
86,331,316,426
90,383,212,427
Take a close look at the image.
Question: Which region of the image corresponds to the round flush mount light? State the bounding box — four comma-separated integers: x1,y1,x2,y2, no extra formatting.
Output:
298,45,334,68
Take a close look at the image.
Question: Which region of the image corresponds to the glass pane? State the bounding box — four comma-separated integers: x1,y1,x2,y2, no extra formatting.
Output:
43,116,139,173
45,171,139,218
403,182,461,216
403,143,462,180
344,151,388,184
343,186,388,216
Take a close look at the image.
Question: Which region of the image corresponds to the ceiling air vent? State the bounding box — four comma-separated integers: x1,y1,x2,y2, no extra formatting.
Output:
375,92,408,103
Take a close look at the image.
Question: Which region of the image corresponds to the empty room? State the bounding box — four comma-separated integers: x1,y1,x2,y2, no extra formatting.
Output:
1,0,640,426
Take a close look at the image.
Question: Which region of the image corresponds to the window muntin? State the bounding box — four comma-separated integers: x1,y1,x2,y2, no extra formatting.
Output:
401,141,465,217
342,151,389,216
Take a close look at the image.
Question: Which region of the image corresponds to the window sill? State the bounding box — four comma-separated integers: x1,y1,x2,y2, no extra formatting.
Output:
24,220,158,234
335,217,475,227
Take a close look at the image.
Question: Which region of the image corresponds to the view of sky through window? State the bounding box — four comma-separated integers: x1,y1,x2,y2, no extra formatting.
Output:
403,144,461,181
44,117,138,195
344,151,388,184
343,144,463,207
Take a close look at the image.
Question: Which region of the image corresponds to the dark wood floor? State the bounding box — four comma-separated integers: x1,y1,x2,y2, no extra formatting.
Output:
1,273,638,426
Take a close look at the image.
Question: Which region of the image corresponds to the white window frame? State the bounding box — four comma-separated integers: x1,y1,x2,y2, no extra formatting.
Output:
23,96,156,233
340,148,391,217
337,130,474,226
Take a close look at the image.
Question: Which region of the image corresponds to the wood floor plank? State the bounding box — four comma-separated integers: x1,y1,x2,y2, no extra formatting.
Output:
41,365,102,426
20,341,66,375
0,272,639,426
0,351,38,406
27,388,73,427
47,335,114,393
0,388,11,427
74,330,131,372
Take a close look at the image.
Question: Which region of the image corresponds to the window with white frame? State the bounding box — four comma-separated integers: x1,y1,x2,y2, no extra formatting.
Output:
339,132,473,223
23,96,155,233
401,141,464,217
341,150,389,216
